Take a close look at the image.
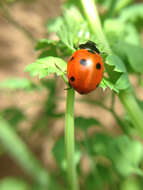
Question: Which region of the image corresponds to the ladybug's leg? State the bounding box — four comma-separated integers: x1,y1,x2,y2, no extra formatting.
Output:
55,64,73,91
55,63,70,87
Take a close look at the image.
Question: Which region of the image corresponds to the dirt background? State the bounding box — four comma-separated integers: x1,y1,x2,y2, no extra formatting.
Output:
0,0,143,182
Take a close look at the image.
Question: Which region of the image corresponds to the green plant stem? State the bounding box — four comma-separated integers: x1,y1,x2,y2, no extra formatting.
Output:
0,117,49,188
119,90,143,135
80,0,143,136
80,0,111,54
65,89,79,190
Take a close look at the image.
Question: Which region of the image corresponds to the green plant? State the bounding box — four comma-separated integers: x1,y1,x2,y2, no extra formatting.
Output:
0,0,143,190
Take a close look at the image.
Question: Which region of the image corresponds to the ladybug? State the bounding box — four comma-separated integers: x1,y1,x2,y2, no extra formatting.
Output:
67,41,103,94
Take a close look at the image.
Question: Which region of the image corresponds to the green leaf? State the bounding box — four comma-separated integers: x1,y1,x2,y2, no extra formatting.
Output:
114,0,133,13
137,99,143,111
104,19,141,46
0,107,25,128
104,19,125,43
115,72,130,90
106,54,126,73
87,134,143,177
108,135,143,177
85,172,103,190
47,177,66,190
120,178,141,190
105,54,130,90
25,57,67,79
0,78,39,91
34,39,58,58
57,7,90,50
47,6,95,52
35,39,57,51
0,178,30,190
124,24,141,46
119,4,143,24
101,54,130,92
75,116,100,131
100,77,119,93
114,42,143,73
35,39,72,58
123,43,143,73
85,163,114,190
52,137,65,169
52,137,81,170
87,133,113,156
33,177,65,190
46,17,63,33
63,0,82,10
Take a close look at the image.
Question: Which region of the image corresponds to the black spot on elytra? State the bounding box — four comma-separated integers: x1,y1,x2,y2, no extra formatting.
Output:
70,76,75,82
70,56,74,61
80,59,87,66
96,62,101,70
88,49,96,54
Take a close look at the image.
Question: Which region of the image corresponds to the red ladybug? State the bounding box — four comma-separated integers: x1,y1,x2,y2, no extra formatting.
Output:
67,41,103,94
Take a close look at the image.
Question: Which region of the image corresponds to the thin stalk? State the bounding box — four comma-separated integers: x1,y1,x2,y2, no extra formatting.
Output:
81,98,130,134
80,0,143,136
0,117,49,188
111,93,115,110
65,89,79,190
119,90,143,136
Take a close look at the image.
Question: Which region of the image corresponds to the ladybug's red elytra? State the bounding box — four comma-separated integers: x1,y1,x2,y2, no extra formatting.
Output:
67,41,103,94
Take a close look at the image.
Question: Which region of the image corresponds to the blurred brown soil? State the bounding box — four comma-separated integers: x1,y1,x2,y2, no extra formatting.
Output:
0,0,143,182
0,0,62,180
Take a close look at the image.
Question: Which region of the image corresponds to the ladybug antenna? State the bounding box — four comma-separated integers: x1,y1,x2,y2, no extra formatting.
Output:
79,40,100,54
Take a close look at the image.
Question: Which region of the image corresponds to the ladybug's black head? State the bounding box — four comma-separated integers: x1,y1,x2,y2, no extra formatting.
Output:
79,41,100,54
